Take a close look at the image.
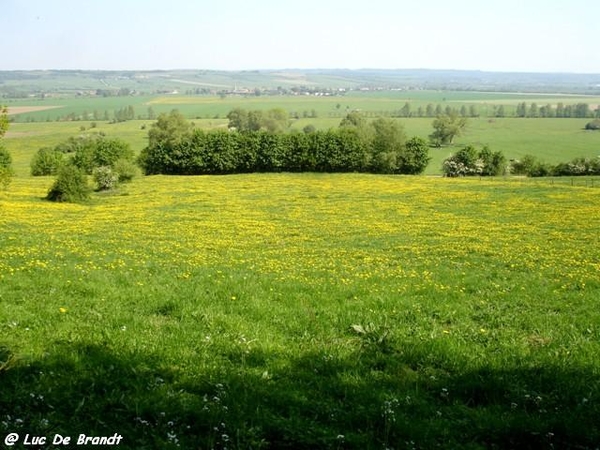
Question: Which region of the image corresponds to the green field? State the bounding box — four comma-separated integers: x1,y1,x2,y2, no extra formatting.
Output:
2,86,600,448
4,116,599,176
1,173,599,449
5,90,600,123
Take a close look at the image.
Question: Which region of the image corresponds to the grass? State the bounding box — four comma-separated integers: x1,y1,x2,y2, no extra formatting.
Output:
6,90,600,123
1,173,600,449
4,117,599,177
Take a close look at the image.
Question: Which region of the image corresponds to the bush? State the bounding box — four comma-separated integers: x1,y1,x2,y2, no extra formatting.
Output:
585,119,600,130
46,164,91,203
553,157,600,176
443,145,506,177
0,167,12,190
30,147,64,176
113,158,139,183
511,155,538,175
49,134,133,175
478,145,507,176
93,166,119,191
0,146,13,189
442,145,481,177
513,155,600,177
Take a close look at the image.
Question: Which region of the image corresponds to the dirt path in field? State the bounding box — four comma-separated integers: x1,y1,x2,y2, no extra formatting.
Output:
5,105,64,115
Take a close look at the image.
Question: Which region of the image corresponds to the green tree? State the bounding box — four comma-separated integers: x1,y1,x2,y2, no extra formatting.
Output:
339,111,367,129
478,145,506,176
30,147,64,176
0,106,13,189
426,104,435,117
574,103,591,118
302,124,316,134
429,113,468,147
400,102,411,118
370,118,406,173
263,108,290,133
227,108,249,131
147,110,193,148
247,110,265,131
147,107,156,120
516,102,527,118
400,136,431,174
528,103,539,118
0,105,8,138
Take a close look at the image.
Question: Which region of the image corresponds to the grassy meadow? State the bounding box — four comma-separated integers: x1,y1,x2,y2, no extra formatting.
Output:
1,171,600,449
2,89,600,448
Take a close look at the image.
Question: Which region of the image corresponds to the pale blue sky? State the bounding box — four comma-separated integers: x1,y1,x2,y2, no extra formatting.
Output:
2,0,598,73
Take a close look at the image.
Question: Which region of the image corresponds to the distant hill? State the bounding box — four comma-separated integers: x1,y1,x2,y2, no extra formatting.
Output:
1,69,599,98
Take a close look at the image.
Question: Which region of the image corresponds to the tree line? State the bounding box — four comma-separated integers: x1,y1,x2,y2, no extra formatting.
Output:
514,102,600,119
138,110,431,176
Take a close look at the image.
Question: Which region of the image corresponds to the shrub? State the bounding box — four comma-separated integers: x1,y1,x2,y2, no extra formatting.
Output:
527,161,553,177
442,145,481,177
585,119,600,130
0,146,13,189
443,145,506,177
113,158,139,183
31,147,64,176
59,135,134,174
93,166,119,191
478,145,507,176
553,157,600,176
93,137,133,168
0,167,12,190
46,164,91,203
511,155,538,175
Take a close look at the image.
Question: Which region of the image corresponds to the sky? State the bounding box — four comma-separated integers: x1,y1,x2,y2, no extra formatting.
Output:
2,0,599,73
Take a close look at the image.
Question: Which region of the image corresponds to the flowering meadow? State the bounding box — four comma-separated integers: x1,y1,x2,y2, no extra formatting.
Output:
1,173,600,449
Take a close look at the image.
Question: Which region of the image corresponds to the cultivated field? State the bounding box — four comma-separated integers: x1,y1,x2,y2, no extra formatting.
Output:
1,173,600,449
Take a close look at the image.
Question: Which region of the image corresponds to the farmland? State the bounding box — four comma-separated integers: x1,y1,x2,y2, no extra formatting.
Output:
2,70,600,448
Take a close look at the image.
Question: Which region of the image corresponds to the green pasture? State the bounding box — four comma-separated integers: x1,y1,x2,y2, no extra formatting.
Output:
6,90,600,124
1,173,599,449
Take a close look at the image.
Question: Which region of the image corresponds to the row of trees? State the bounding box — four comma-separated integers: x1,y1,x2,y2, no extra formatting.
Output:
13,106,158,124
515,102,600,119
512,155,600,177
139,110,431,176
441,147,600,178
